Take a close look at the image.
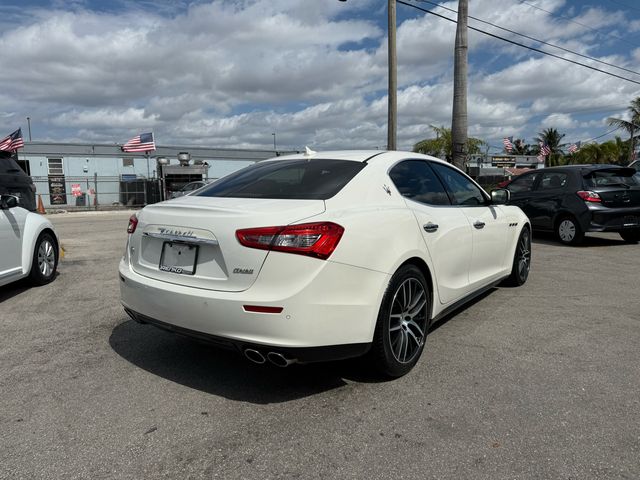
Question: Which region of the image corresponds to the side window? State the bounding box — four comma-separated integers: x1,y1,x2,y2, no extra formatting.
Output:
506,172,539,193
537,172,568,190
388,160,451,206
430,162,486,206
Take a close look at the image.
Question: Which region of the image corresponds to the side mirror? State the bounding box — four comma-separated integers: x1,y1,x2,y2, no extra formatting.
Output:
0,194,19,209
491,189,510,205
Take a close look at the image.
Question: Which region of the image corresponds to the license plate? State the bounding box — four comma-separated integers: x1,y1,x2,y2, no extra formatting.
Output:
159,242,198,275
623,216,639,227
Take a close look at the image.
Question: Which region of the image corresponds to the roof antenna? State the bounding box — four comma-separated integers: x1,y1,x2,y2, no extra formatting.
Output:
304,146,316,157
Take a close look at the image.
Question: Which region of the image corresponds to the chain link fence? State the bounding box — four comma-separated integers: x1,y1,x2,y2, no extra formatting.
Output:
32,175,163,210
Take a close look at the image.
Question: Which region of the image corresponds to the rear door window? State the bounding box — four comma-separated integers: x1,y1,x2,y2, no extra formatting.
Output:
389,160,451,206
196,159,366,200
536,172,568,190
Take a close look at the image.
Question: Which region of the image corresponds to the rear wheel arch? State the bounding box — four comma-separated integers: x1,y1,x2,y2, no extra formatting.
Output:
398,257,434,320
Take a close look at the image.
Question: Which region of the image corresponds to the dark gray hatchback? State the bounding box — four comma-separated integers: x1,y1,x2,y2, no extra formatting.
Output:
503,165,640,245
0,151,36,211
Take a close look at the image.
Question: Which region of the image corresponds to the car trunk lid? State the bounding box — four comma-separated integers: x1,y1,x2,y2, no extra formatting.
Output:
129,196,325,291
583,168,640,208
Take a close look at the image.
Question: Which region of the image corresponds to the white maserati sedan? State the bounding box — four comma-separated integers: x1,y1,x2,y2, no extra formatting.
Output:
119,150,530,377
0,195,59,287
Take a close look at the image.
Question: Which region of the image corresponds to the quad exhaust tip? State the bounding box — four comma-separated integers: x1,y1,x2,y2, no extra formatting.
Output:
266,352,297,367
244,349,266,364
244,348,297,367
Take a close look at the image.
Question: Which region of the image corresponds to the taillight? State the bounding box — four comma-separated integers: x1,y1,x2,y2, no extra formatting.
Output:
577,191,601,203
127,214,138,234
236,222,344,260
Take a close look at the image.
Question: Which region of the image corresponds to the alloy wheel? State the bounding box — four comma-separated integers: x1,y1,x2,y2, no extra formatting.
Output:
388,278,428,364
38,239,56,278
517,231,531,282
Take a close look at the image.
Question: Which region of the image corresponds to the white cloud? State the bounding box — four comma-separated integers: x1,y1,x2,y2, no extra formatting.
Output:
0,0,638,153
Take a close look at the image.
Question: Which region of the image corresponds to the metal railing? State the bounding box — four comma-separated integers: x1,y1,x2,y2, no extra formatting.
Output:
32,175,163,210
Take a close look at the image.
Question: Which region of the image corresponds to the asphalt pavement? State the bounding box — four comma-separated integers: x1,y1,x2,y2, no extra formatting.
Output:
1,210,638,480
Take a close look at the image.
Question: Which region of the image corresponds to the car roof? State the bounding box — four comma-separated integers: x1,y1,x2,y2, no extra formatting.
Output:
541,164,623,171
265,149,451,166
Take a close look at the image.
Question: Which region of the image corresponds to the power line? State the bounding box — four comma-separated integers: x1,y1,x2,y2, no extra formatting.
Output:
519,0,640,50
397,0,640,86
582,126,622,143
415,0,640,77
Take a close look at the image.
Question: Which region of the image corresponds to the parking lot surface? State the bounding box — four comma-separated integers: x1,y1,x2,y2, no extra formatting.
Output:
1,210,639,480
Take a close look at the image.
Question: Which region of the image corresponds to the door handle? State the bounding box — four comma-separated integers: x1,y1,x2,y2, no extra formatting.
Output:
423,222,439,233
473,221,486,229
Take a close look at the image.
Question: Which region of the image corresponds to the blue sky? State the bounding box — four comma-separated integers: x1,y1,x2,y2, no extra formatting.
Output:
1,0,640,153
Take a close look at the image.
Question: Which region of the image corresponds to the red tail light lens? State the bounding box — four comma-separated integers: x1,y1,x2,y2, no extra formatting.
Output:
236,222,344,260
127,214,138,234
577,191,601,203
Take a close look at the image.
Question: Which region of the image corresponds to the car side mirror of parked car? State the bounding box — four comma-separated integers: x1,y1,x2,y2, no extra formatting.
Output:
491,189,510,205
0,194,19,209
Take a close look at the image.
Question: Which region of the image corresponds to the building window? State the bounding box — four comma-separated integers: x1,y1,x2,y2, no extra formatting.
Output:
123,157,134,167
16,159,30,175
47,158,64,175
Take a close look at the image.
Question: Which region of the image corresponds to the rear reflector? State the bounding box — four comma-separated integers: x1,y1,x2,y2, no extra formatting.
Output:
236,222,344,260
577,190,602,203
243,305,284,314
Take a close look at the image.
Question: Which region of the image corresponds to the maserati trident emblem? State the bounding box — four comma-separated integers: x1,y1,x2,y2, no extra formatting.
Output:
383,184,391,195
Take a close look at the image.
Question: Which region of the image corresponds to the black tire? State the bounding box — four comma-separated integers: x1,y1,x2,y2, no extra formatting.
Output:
620,229,640,243
369,264,430,378
555,216,584,245
502,226,531,287
29,232,58,285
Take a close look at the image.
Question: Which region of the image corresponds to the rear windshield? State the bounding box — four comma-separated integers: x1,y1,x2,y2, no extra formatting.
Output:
583,169,639,188
196,159,366,200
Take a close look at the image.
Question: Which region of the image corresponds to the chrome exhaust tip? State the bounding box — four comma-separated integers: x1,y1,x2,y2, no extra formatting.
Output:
244,348,266,364
266,352,297,368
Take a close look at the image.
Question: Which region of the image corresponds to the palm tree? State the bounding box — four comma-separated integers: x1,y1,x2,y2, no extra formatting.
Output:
535,128,566,166
413,125,485,161
451,0,468,170
511,139,533,155
607,96,640,163
568,140,621,165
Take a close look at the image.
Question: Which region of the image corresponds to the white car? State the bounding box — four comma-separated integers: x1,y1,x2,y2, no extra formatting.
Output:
0,194,59,287
119,150,530,377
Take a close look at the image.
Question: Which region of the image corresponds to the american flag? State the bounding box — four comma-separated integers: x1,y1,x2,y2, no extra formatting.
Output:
503,136,514,152
122,132,155,152
539,142,551,156
537,154,545,163
0,128,25,152
568,141,581,154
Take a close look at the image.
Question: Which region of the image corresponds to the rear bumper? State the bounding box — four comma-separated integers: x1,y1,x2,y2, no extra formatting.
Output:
119,255,389,358
123,308,370,363
587,206,640,232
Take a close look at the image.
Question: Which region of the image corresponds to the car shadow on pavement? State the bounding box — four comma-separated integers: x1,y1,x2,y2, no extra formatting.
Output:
0,274,60,303
532,231,628,247
108,319,373,404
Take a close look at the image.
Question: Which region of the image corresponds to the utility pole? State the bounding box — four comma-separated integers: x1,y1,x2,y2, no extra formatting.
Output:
339,0,396,150
451,0,468,169
387,0,397,150
630,124,635,163
26,116,32,141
